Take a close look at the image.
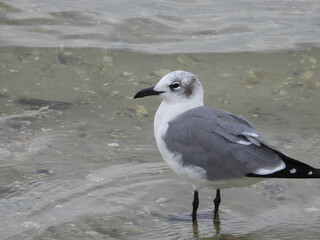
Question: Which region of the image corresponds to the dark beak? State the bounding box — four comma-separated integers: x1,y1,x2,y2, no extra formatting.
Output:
133,87,164,99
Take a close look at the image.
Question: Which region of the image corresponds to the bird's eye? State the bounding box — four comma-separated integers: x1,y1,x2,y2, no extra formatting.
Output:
170,82,180,89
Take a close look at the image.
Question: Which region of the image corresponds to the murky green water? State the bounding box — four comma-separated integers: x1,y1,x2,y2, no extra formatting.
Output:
1,47,320,239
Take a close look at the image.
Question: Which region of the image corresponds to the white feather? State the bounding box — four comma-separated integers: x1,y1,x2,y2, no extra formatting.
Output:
253,161,286,175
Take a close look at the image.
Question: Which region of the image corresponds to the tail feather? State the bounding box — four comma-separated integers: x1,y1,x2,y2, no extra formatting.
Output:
247,152,320,178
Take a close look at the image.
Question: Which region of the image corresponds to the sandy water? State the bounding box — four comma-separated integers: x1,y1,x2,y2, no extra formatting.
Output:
1,47,320,239
1,0,320,239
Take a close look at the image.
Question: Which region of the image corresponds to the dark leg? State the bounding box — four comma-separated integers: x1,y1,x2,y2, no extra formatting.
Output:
192,190,199,221
213,189,221,219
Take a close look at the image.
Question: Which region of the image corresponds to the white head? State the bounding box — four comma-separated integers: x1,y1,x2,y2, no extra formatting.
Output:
134,70,204,105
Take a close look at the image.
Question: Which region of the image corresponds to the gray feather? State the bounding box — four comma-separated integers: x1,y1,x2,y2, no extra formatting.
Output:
163,107,284,181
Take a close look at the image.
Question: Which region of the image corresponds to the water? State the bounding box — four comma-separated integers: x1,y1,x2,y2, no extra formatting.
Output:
1,1,320,240
1,0,320,52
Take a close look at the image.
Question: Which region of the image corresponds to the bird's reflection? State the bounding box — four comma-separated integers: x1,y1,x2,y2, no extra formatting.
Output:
170,211,249,240
213,215,221,235
192,214,221,238
192,219,199,238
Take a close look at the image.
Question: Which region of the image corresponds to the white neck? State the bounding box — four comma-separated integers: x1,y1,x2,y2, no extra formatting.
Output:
154,95,204,142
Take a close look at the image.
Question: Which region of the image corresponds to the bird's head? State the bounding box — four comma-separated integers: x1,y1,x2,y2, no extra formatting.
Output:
134,70,203,104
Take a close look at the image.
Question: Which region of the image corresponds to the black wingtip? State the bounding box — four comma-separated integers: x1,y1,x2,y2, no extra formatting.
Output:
247,153,320,179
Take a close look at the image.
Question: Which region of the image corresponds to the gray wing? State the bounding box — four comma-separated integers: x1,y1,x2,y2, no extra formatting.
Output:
163,106,285,181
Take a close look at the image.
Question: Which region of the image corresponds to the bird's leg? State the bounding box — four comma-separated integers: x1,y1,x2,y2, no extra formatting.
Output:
192,190,199,221
213,189,221,219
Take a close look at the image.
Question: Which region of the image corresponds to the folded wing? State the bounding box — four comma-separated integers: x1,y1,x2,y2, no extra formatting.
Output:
164,107,320,180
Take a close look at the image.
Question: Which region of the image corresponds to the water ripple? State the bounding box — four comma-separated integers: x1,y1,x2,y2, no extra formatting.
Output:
1,0,320,52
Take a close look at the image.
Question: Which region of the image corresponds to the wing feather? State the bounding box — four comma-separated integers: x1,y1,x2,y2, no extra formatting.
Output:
163,107,285,181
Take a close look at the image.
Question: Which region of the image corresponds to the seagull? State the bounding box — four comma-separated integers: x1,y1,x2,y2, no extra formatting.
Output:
134,70,320,221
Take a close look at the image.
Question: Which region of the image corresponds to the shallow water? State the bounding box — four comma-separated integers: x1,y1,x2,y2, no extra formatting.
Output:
1,0,320,239
1,47,320,239
1,0,320,53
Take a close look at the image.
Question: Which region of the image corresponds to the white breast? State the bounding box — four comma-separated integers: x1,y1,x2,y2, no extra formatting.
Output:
153,101,208,188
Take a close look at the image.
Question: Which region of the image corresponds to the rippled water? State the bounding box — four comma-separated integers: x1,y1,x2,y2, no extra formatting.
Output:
1,1,320,239
1,47,320,239
1,0,320,52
